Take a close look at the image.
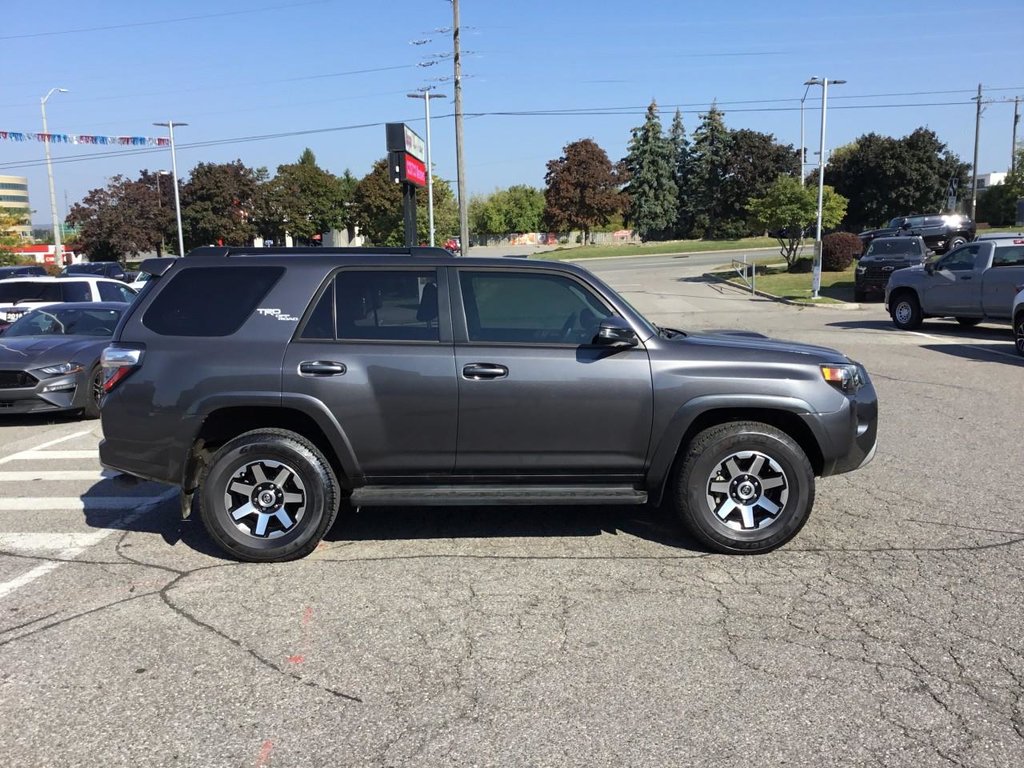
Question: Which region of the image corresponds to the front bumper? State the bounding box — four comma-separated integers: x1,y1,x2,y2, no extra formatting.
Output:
811,371,879,476
0,370,91,415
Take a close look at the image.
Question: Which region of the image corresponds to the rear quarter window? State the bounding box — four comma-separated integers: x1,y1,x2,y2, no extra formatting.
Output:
142,266,284,336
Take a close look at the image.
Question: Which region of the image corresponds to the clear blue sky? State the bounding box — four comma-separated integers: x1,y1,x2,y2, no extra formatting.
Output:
3,0,1023,226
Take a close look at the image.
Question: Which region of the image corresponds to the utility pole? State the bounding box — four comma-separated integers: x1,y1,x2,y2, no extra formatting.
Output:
40,87,68,266
1013,96,1020,174
970,84,982,220
453,0,469,256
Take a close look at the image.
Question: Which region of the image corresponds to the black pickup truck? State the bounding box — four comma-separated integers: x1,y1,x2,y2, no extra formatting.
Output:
854,235,930,301
858,213,975,255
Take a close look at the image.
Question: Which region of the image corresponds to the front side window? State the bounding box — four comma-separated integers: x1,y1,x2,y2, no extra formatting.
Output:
334,270,439,342
935,245,978,272
459,271,613,344
61,282,93,302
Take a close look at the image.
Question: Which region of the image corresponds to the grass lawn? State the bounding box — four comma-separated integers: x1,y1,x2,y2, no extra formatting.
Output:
711,262,857,304
541,237,781,260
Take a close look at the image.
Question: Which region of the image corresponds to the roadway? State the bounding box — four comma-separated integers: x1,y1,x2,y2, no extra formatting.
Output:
1,266,1022,767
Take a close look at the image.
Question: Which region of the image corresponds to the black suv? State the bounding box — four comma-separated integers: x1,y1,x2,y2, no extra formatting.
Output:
854,235,930,301
858,213,975,255
61,261,128,282
99,247,878,562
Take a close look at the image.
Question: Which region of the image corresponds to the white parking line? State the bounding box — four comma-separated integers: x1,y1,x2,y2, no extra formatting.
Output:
0,497,152,512
0,487,179,600
0,430,93,465
907,330,1022,362
0,470,106,482
0,532,108,551
5,450,99,461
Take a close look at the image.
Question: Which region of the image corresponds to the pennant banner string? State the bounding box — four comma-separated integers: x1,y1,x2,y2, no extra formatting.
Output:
0,130,170,147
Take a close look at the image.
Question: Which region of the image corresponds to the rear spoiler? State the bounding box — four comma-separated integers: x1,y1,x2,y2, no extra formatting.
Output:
138,257,177,277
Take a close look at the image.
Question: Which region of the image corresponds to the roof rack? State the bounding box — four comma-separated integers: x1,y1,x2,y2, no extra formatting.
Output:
184,246,453,258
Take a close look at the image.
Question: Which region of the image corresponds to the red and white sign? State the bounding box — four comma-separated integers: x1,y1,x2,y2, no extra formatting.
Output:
404,154,427,187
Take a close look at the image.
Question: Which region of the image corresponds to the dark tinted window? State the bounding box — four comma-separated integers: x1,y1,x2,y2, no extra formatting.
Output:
143,266,284,337
936,245,978,272
992,245,1024,267
459,271,612,344
300,282,335,340
4,306,122,337
98,282,124,301
0,281,61,302
61,282,93,302
335,270,439,341
866,239,919,256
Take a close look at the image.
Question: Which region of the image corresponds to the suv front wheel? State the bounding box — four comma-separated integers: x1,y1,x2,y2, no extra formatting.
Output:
198,429,341,562
674,421,815,554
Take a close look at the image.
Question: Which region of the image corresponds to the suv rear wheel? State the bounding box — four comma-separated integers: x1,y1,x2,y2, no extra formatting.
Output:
198,429,340,562
674,421,814,554
1015,313,1024,357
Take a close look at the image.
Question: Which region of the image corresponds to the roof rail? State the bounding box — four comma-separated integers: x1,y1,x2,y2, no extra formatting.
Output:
184,246,453,258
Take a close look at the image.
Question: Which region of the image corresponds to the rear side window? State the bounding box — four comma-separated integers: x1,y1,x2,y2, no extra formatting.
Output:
0,281,61,302
61,281,92,302
333,270,439,342
992,245,1024,267
143,266,284,336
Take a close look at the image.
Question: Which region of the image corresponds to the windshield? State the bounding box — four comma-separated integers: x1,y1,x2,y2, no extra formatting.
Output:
0,281,61,303
4,306,122,337
866,239,919,256
64,263,108,275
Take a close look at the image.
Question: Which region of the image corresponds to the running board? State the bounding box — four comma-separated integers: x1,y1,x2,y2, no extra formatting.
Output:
349,485,648,507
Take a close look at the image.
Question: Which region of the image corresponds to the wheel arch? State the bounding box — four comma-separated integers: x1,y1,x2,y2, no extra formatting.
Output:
647,399,826,507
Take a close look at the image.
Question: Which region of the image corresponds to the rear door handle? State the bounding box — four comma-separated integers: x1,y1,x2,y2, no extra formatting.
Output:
462,363,508,380
299,360,347,376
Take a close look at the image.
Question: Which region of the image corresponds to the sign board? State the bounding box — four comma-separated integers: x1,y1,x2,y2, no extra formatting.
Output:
385,122,425,162
389,150,427,188
945,176,959,211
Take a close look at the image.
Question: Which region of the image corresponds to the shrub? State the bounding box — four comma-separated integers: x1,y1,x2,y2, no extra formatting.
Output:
821,232,861,271
789,257,814,273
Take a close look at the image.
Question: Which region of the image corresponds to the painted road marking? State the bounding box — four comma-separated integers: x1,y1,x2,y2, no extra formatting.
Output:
0,532,108,551
0,430,93,465
907,330,1022,362
0,488,178,600
0,470,107,482
0,497,154,512
5,450,99,461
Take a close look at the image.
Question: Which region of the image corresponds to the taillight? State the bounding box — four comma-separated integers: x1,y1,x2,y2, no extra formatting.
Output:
101,346,144,393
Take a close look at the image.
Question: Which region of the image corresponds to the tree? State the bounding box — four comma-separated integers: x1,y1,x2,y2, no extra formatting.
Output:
543,139,623,244
669,109,695,238
180,160,264,249
747,175,848,270
622,101,678,241
977,148,1024,226
67,175,166,261
351,158,457,246
256,149,352,244
689,103,731,238
824,128,969,230
0,208,28,263
469,185,546,234
721,129,800,236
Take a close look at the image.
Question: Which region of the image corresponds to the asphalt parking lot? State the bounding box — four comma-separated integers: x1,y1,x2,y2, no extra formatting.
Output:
1,257,1022,768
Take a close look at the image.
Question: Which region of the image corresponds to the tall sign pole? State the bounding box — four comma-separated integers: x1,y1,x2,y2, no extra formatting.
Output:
453,0,469,255
386,123,427,247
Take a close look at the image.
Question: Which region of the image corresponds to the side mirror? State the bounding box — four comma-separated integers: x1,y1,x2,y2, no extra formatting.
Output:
924,262,935,275
594,316,638,348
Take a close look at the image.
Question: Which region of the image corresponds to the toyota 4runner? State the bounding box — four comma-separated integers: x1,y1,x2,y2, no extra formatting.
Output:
99,247,878,561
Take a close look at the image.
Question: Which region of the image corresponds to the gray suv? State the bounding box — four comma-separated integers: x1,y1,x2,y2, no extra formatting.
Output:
99,247,878,562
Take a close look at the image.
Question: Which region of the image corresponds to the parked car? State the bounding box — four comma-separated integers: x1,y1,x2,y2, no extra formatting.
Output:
854,235,930,301
444,236,461,255
859,213,975,255
128,271,153,293
61,261,129,282
1012,285,1024,357
885,235,1024,329
0,276,137,332
0,302,128,418
0,265,48,279
99,246,878,562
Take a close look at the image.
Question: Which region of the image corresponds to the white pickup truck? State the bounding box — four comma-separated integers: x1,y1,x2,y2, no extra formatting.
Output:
885,234,1024,330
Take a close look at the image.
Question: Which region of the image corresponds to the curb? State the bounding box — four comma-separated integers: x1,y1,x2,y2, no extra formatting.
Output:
702,272,862,311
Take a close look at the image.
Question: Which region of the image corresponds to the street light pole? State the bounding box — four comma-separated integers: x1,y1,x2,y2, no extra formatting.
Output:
408,90,448,247
799,81,814,186
155,170,170,257
40,88,68,266
154,121,188,256
805,77,845,299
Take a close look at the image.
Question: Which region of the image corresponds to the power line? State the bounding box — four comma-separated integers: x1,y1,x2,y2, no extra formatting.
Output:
0,0,335,41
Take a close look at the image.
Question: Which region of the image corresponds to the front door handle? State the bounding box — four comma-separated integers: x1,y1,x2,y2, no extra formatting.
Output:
959,275,972,280
462,363,508,380
299,360,347,376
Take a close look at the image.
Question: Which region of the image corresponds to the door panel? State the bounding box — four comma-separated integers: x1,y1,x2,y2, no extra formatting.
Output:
452,269,653,475
921,244,983,315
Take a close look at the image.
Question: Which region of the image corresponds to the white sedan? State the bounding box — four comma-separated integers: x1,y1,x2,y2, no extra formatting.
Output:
0,276,137,328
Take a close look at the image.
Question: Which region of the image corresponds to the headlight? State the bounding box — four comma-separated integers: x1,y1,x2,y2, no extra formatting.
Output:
820,363,864,394
38,362,84,376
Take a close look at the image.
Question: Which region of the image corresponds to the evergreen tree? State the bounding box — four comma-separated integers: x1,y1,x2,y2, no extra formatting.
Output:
690,102,731,239
622,101,678,241
668,109,695,238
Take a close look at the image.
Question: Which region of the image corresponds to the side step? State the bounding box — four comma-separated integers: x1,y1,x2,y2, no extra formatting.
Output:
349,485,648,507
